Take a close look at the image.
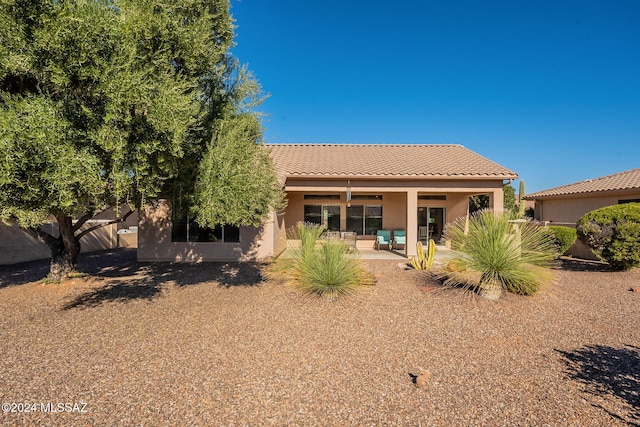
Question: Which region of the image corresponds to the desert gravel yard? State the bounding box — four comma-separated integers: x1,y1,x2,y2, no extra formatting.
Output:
1,249,639,426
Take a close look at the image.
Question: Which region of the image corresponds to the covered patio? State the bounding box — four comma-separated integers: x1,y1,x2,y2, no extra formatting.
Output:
137,144,518,262
268,144,517,258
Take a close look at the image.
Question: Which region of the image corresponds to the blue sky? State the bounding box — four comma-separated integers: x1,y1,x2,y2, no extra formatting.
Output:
230,0,640,193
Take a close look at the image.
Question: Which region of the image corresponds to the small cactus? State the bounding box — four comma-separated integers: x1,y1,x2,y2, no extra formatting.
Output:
411,239,436,270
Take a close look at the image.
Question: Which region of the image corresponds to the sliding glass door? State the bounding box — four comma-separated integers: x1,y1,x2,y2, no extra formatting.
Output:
346,205,382,236
304,205,340,231
417,207,445,243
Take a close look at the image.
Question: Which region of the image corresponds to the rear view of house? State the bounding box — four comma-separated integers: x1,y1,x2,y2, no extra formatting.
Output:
138,144,518,262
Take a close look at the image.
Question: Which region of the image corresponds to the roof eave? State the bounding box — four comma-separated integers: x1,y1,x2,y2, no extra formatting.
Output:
525,187,640,200
283,173,518,180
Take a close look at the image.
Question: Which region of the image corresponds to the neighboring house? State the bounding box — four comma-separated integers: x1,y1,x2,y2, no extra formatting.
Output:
524,168,640,224
138,144,518,261
524,168,640,260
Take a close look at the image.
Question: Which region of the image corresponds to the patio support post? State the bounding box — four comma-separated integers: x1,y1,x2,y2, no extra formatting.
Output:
406,189,418,257
490,187,505,213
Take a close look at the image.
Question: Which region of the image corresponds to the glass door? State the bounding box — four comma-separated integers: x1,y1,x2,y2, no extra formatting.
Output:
304,205,340,231
418,207,445,243
428,208,445,243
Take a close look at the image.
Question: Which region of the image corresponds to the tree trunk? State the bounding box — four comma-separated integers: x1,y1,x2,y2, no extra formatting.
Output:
49,246,77,282
46,214,81,282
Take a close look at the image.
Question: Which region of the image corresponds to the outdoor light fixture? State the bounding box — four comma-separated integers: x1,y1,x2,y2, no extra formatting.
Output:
346,180,352,208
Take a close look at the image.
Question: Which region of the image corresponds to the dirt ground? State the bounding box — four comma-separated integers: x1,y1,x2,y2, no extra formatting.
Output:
1,249,639,426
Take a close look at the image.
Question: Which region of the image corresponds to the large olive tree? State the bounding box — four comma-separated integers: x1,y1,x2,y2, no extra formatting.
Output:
0,0,282,280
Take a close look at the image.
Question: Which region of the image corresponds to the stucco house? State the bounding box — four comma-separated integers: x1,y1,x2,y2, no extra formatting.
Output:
138,144,518,262
524,168,640,260
524,168,640,224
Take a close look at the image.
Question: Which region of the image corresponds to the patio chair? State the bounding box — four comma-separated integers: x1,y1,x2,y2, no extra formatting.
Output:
341,231,357,249
374,230,391,250
418,226,428,241
392,230,406,251
325,231,341,240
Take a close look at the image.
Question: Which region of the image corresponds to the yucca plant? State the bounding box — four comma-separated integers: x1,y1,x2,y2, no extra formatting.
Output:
267,222,374,299
442,210,556,298
294,239,373,298
292,221,326,256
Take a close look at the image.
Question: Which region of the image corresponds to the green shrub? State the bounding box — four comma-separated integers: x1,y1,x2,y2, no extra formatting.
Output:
292,221,326,256
546,226,577,256
442,210,556,297
295,239,372,298
267,222,374,299
576,203,640,270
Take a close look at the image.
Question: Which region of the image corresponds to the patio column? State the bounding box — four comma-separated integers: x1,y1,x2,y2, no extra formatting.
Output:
406,189,418,257
490,187,504,213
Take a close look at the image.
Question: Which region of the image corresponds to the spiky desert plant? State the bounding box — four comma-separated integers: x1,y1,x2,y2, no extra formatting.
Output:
294,239,373,298
443,210,555,297
291,221,326,256
267,222,374,299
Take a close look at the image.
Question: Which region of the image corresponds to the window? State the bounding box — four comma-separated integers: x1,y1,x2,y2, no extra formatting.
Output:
171,214,239,243
351,195,382,200
419,195,447,200
619,199,640,204
304,205,340,231
304,194,341,200
346,205,382,235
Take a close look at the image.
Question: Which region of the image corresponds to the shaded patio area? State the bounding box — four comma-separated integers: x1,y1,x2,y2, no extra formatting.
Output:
278,245,462,264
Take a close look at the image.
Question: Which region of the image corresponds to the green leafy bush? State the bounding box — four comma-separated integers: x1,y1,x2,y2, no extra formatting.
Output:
576,203,640,270
267,222,374,299
442,210,556,297
546,226,577,256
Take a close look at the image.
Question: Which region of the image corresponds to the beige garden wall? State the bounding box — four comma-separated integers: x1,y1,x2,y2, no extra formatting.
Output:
0,221,135,265
0,221,52,265
0,207,138,265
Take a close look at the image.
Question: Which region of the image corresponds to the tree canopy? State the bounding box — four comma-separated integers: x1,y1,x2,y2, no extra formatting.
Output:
0,0,283,279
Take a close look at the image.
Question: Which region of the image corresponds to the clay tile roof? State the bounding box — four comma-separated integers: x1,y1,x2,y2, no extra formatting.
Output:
267,144,518,180
525,168,640,199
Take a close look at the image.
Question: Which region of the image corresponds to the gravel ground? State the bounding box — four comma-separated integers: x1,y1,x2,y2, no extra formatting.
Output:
1,249,639,426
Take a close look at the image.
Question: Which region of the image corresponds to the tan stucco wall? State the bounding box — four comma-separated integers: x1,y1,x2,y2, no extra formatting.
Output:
0,214,138,265
0,222,52,265
137,200,271,262
136,178,508,262
282,178,506,255
532,192,640,261
383,192,407,231
534,191,640,224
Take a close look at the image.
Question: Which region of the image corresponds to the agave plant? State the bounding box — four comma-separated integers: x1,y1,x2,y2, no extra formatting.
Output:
442,209,556,298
